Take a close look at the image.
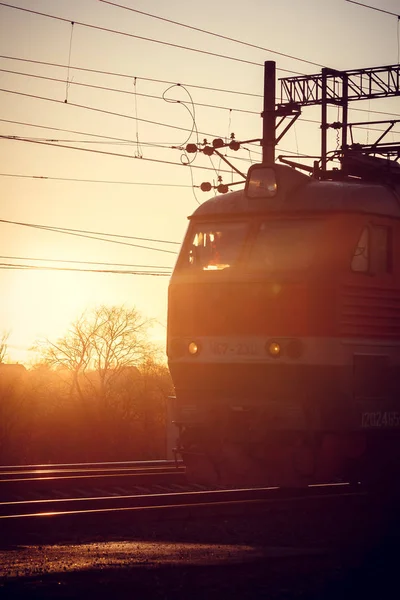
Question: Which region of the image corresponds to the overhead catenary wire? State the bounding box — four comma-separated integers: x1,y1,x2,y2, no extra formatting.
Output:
6,67,400,124
0,263,171,275
0,3,303,75
2,95,398,165
98,0,326,69
0,117,214,149
0,7,396,185
0,75,299,149
0,119,302,158
0,87,226,139
0,68,261,116
2,123,397,161
0,136,257,165
0,173,194,186
5,138,178,147
0,135,235,175
0,255,173,270
345,0,400,18
0,218,179,245
1,57,399,122
2,86,397,156
0,87,269,156
0,55,264,98
0,217,180,254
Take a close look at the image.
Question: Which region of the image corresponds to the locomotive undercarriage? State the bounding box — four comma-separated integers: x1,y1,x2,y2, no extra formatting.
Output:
171,389,400,488
172,401,368,487
169,358,400,488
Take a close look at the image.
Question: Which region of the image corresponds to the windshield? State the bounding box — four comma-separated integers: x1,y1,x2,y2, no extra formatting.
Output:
248,219,323,271
184,222,248,271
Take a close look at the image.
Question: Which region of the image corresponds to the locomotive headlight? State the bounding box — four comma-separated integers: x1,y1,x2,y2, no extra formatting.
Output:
245,165,277,198
267,341,281,357
188,341,200,355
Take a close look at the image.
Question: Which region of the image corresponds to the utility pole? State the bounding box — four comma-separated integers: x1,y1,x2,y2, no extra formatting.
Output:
262,61,276,165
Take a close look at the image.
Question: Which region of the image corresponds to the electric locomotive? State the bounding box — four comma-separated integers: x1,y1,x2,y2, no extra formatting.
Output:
167,160,400,487
167,61,400,487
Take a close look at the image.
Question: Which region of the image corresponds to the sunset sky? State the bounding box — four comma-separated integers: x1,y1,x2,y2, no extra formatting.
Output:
0,0,399,364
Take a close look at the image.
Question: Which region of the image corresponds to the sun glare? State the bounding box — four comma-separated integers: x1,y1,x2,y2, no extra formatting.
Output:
3,270,96,361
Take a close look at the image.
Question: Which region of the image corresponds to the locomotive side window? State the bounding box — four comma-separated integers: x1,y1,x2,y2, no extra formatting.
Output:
351,227,369,272
248,219,322,271
185,222,247,271
351,225,391,274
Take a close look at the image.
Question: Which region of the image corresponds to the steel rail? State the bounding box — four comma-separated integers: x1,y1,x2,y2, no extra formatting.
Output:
0,468,184,483
0,482,361,520
0,459,183,478
0,470,189,505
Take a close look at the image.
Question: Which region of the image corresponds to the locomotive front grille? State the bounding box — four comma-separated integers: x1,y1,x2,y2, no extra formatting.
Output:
340,284,400,337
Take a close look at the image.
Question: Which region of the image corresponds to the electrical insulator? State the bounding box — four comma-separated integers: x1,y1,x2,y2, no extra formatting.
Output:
200,182,212,192
212,138,224,149
229,140,240,151
217,184,229,194
186,143,198,153
202,145,214,156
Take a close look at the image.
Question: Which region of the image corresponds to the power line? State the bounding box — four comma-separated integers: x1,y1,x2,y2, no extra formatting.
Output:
0,55,264,98
11,65,399,125
0,255,173,270
0,68,261,116
0,2,302,74
3,123,397,164
0,218,180,254
0,72,317,143
0,135,234,175
16,139,172,147
2,112,396,177
0,218,179,245
0,87,224,139
345,0,400,18
99,0,325,69
0,173,193,186
0,118,188,147
0,88,265,154
2,119,307,160
2,56,399,122
2,90,396,161
0,262,170,275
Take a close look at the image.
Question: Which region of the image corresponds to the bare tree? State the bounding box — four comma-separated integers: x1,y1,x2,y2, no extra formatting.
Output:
90,306,154,399
33,313,94,401
34,305,155,402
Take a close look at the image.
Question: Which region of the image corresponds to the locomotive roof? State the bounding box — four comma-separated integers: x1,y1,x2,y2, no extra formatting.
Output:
190,170,400,220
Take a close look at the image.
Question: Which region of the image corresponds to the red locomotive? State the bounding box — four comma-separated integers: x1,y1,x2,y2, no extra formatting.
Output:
167,63,400,487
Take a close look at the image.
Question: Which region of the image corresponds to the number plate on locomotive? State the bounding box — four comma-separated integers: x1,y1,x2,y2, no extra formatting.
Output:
361,412,400,428
210,341,260,356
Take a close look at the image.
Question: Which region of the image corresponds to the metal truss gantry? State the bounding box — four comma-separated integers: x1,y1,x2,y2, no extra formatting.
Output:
262,62,400,174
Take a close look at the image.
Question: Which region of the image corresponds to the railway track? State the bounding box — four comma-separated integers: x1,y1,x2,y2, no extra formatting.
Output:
0,459,189,503
0,461,374,548
0,481,363,519
0,459,184,480
0,460,370,547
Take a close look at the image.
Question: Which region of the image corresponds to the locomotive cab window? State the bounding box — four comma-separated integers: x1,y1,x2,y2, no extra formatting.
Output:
351,227,369,273
248,219,323,271
185,222,248,271
351,225,391,274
